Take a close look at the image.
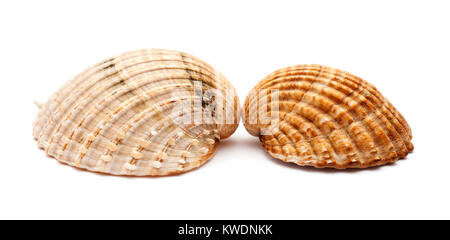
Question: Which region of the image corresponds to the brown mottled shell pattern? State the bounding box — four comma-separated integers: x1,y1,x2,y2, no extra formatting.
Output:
33,49,240,176
244,65,413,169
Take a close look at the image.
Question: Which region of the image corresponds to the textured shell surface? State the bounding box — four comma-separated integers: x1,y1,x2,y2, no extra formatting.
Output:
244,65,413,169
33,49,240,176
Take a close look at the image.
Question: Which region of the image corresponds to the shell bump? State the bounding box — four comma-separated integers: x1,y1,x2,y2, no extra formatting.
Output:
33,49,240,176
244,65,413,169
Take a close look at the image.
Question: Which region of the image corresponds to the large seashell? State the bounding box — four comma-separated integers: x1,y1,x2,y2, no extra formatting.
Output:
33,49,240,176
244,65,413,169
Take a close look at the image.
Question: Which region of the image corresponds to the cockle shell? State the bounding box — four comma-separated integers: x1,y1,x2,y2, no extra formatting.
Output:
244,65,413,169
33,49,240,176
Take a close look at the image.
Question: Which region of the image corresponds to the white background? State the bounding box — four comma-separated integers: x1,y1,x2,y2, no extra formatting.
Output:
1,0,449,220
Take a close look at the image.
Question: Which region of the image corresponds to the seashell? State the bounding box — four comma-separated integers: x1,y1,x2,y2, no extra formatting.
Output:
33,49,240,176
244,65,413,169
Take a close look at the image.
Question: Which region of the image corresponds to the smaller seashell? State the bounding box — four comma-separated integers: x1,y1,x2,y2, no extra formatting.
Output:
244,64,413,169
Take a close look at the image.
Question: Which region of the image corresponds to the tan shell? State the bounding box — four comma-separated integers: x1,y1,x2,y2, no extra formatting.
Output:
244,65,413,169
33,49,240,176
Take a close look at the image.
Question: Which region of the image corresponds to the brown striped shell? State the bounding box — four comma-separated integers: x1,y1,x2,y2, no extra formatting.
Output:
244,65,413,169
33,49,240,176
